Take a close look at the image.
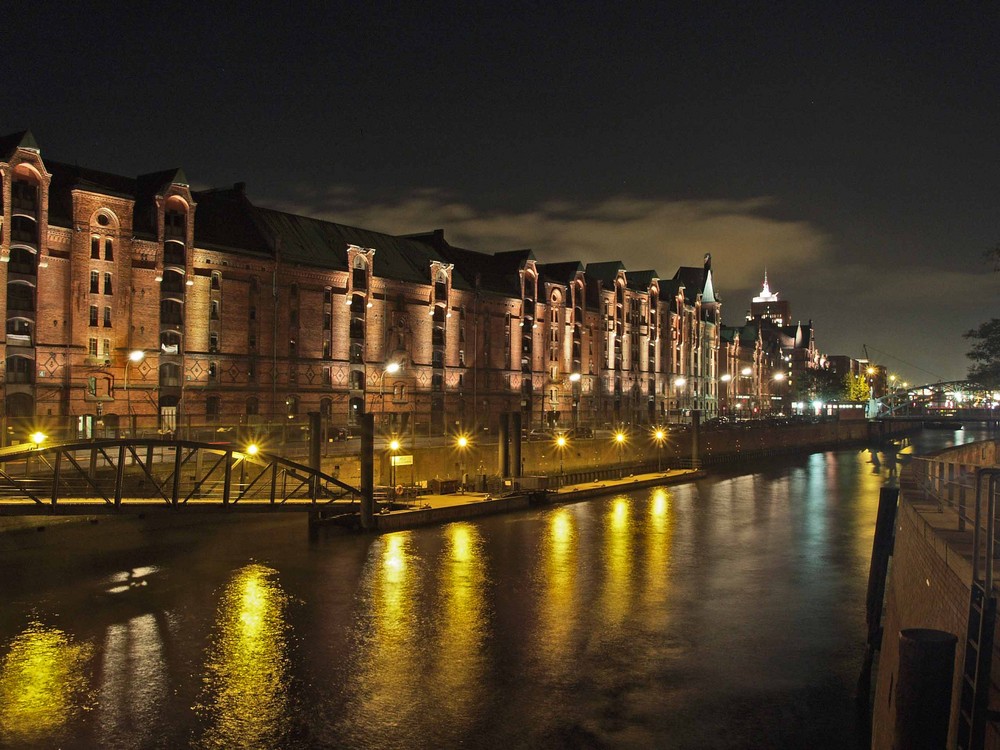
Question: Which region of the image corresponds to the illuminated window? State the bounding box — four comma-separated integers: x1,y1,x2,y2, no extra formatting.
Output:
103,307,112,327
104,239,113,261
104,272,113,295
89,305,98,326
90,271,99,294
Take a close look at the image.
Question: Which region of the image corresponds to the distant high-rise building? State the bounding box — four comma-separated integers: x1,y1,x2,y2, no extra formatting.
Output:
749,271,791,326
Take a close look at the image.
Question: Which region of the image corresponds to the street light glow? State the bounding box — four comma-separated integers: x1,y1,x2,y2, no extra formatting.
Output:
741,367,752,376
569,372,581,382
674,377,686,387
773,372,786,381
30,431,46,446
384,362,401,375
128,349,145,363
720,373,732,382
456,435,469,449
389,439,401,452
615,431,626,445
654,429,665,443
556,435,567,448
246,443,259,456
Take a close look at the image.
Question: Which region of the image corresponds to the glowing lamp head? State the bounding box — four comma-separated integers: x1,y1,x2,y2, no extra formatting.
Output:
389,439,401,452
773,372,786,381
30,431,46,447
384,362,401,375
674,377,686,387
246,443,259,456
456,435,469,449
128,349,145,363
569,372,581,383
556,435,567,448
654,429,665,442
741,367,752,376
615,432,626,445
720,373,732,382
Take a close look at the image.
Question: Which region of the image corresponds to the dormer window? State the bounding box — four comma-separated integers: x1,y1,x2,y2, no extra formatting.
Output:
352,255,368,291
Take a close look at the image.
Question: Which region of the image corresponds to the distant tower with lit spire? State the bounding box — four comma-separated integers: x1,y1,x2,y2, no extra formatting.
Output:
749,269,791,325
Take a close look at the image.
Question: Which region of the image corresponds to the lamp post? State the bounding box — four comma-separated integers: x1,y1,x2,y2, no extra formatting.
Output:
124,349,144,437
614,430,626,478
555,433,567,486
389,438,400,499
653,427,666,472
456,434,469,493
569,372,581,429
380,362,401,431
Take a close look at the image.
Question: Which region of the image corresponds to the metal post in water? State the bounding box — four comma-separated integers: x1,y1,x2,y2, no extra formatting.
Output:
308,411,321,500
498,412,510,479
893,628,957,750
511,411,522,478
691,409,701,467
360,412,375,529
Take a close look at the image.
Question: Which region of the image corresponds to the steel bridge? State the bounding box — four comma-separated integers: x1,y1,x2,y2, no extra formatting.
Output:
0,437,360,516
874,380,1000,421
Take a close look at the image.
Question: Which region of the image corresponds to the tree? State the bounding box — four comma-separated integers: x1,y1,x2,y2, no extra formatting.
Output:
796,368,847,402
845,373,870,402
964,318,1000,388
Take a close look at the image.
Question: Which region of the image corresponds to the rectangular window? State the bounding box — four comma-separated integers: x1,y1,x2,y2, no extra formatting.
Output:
209,333,219,353
323,367,331,385
104,272,112,295
210,300,219,320
103,307,112,327
289,338,296,355
104,239,113,261
323,341,331,359
90,271,99,294
323,312,331,330
249,306,256,321
89,305,98,326
102,339,110,357
324,289,332,304
248,333,256,352
91,237,100,259
208,362,217,380
211,273,221,290
88,338,98,357
247,360,256,382
87,377,97,396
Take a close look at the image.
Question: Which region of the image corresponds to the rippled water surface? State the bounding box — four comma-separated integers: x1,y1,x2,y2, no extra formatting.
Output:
0,429,984,749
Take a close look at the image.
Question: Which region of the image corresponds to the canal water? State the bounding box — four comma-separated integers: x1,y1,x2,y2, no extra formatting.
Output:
0,428,987,749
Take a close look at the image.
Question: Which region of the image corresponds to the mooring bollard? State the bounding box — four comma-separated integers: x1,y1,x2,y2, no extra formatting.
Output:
894,628,957,750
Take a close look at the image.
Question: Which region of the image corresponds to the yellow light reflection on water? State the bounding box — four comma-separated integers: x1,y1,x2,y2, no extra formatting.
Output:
0,622,93,744
602,497,634,626
196,563,290,750
430,523,487,727
351,531,419,725
646,489,673,611
537,508,577,671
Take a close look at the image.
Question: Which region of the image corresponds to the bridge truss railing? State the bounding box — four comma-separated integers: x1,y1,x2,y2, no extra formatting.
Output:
0,438,360,514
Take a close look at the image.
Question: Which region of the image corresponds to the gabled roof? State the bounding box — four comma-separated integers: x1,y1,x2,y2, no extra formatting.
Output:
627,269,658,291
673,266,706,305
537,261,584,286
406,230,522,296
585,261,625,286
0,130,40,160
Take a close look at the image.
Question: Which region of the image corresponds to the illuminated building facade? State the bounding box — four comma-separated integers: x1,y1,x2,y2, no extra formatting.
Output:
0,132,721,439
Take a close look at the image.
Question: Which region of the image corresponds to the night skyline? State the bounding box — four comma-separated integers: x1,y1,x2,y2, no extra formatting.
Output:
6,2,997,382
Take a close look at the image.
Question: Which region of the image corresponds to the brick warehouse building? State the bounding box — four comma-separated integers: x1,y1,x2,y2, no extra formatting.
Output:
0,131,721,441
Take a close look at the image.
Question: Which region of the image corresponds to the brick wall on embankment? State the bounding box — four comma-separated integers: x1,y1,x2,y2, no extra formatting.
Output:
322,419,913,489
871,439,1000,750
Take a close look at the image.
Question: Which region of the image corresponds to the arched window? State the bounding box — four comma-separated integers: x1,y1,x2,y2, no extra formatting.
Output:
352,255,368,290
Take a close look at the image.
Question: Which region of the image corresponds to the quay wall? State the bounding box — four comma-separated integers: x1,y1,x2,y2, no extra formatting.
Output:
325,420,913,489
872,440,1000,750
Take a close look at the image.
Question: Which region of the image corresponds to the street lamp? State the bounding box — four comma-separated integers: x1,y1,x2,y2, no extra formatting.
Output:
380,362,402,429
456,434,470,493
653,427,666,472
569,372,581,429
124,349,144,436
389,438,401,500
614,430,626,478
555,433,568,484
30,431,46,448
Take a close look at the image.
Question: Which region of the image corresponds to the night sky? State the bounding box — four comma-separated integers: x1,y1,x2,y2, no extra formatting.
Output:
6,2,998,383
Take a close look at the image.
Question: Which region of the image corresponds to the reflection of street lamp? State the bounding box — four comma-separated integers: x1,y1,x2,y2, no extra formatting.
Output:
380,362,402,428
124,349,144,436
653,428,666,472
614,430,626,477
